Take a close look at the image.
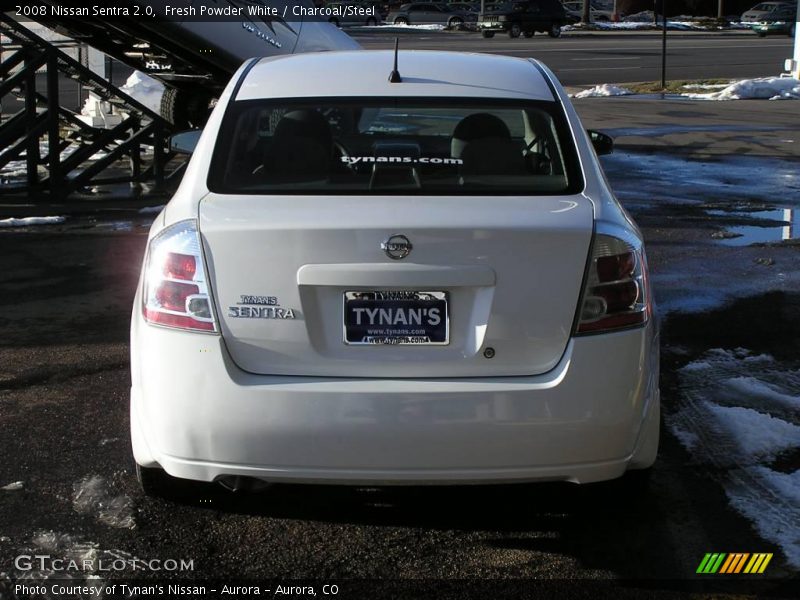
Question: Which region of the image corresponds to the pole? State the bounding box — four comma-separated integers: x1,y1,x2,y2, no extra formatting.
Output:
661,1,667,89
793,2,799,79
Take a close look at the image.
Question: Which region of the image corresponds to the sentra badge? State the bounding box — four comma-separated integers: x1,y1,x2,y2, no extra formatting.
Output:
228,295,296,320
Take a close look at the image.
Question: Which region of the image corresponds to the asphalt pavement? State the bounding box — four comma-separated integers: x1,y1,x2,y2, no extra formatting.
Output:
352,30,795,86
0,97,799,598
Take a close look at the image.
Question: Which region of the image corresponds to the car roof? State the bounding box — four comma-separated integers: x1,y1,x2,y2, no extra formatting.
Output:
237,51,556,102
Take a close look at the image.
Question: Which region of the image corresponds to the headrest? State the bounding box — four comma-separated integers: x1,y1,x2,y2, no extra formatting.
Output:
451,113,512,158
273,109,332,150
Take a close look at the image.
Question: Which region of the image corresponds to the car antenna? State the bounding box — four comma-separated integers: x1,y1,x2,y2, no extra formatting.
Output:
388,38,402,83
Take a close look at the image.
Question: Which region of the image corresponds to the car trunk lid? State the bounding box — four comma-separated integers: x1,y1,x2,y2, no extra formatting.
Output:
199,193,593,377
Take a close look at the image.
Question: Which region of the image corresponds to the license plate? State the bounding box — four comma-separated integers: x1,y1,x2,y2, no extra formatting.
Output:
343,291,449,345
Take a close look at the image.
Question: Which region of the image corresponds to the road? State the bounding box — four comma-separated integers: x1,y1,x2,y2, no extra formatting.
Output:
2,31,792,116
1,99,799,598
352,31,795,86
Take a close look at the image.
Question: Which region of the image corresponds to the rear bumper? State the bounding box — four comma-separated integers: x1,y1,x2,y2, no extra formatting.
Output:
131,316,659,485
478,22,511,32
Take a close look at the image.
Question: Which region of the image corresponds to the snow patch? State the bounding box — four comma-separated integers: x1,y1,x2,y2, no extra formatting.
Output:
138,205,165,214
120,71,165,114
668,347,800,566
373,23,446,31
0,216,66,228
670,425,700,451
15,530,136,589
705,403,800,460
725,467,800,567
572,84,633,98
73,475,135,529
682,83,731,90
724,377,800,410
1,481,23,491
683,77,800,101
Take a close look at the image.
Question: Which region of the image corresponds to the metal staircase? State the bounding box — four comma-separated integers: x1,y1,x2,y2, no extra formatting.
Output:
0,14,175,201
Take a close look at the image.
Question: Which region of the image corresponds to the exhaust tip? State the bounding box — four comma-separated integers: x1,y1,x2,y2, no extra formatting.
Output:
216,475,273,493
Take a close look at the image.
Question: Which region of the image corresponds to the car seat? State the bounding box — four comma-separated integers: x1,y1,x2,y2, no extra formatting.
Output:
261,109,333,183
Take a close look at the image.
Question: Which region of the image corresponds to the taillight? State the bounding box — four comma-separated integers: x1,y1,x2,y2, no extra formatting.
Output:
142,220,217,333
575,232,650,335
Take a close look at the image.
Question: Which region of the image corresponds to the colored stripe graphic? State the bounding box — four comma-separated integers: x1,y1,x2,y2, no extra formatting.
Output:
696,553,714,573
720,553,749,573
719,554,735,573
698,553,773,574
744,553,773,574
697,553,727,573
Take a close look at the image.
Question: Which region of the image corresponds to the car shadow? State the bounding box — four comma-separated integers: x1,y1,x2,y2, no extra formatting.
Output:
156,468,683,580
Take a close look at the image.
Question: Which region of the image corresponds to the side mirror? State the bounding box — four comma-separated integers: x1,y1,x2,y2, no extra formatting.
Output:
170,130,202,155
588,130,613,156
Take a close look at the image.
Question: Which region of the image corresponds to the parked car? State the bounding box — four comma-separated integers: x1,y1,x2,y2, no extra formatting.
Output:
745,2,797,36
326,1,384,27
562,1,615,21
740,1,796,22
387,2,477,27
478,0,571,37
132,50,660,496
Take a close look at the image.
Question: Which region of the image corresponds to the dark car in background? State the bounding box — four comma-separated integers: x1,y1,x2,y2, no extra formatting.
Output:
388,2,478,27
478,0,570,37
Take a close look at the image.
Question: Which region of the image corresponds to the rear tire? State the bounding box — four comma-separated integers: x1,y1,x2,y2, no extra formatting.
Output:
508,22,521,38
548,23,562,37
448,17,464,29
482,30,495,38
160,87,211,130
394,16,408,25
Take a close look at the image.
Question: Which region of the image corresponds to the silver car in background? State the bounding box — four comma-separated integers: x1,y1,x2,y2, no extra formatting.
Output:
388,2,477,27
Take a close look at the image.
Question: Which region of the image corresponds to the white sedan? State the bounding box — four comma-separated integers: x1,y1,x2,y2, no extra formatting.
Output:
131,50,660,495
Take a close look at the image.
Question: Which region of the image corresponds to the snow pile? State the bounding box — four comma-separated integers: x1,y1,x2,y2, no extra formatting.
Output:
73,475,135,529
572,84,634,98
1,481,23,491
120,71,165,113
683,77,800,101
0,216,65,228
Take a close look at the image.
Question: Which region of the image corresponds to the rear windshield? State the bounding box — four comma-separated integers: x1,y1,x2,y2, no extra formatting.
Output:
208,98,583,195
